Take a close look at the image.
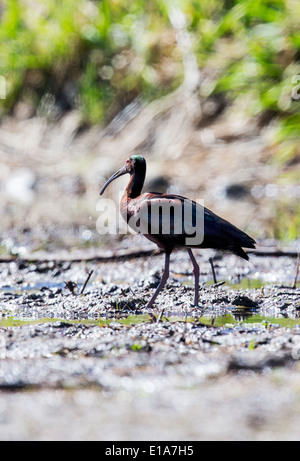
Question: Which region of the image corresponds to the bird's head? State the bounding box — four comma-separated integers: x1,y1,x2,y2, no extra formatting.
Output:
100,155,146,195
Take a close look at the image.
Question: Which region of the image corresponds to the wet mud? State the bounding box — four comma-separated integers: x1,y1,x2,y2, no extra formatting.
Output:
0,248,300,440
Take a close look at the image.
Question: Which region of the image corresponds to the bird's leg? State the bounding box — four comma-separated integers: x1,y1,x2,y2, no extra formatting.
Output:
188,249,200,307
146,253,170,309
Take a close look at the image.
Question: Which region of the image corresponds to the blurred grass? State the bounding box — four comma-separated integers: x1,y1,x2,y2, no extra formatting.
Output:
1,0,300,239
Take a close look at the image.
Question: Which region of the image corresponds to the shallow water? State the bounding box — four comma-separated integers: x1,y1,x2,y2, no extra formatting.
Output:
0,251,300,442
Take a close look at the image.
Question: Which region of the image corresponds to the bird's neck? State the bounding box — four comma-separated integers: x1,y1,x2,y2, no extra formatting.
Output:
125,170,145,199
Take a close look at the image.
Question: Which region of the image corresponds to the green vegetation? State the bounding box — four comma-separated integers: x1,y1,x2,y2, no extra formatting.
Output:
0,313,151,328
269,200,300,240
1,0,300,237
2,1,300,129
0,0,182,124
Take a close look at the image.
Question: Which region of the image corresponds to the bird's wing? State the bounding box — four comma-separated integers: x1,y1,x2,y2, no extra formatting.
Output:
203,207,256,249
127,193,204,244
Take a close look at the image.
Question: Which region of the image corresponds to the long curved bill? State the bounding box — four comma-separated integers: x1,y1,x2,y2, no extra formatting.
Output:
100,165,127,195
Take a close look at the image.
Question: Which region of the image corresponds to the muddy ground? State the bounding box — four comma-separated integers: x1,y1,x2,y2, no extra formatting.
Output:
1,88,300,440
0,246,300,441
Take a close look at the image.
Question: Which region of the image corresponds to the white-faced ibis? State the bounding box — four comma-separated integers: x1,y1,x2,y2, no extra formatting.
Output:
100,155,256,308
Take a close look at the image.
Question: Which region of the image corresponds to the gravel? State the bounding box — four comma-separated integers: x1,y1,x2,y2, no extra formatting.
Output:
0,250,300,440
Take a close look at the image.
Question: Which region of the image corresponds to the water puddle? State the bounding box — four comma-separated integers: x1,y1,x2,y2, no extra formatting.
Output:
0,275,299,328
0,281,88,294
196,313,300,328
